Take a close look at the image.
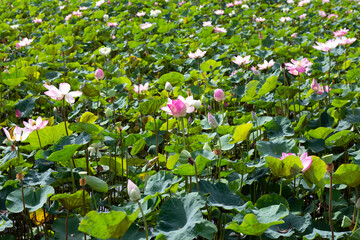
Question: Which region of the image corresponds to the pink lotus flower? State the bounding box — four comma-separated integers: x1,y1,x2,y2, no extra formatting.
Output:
299,14,306,19
65,14,72,22
291,33,298,38
107,22,118,27
96,0,105,7
133,83,149,94
234,0,242,5
136,11,146,17
333,28,349,37
285,58,313,76
16,38,33,49
33,18,42,23
280,17,291,23
214,10,224,15
226,3,234,7
255,17,266,22
188,49,206,59
280,152,312,172
95,69,104,80
312,39,338,52
43,83,82,105
232,55,251,66
311,79,331,95
23,116,48,131
298,0,310,7
257,59,275,70
214,89,225,102
336,37,356,45
79,7,88,10
214,26,227,33
161,96,194,118
327,14,338,20
140,22,153,29
202,21,212,27
318,10,326,17
3,126,31,142
72,10,82,17
251,66,260,75
322,0,329,3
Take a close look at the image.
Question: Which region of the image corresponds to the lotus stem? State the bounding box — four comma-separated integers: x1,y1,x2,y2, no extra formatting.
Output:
181,117,187,150
279,177,283,196
329,172,334,240
194,161,200,192
62,98,69,136
353,207,360,234
36,130,42,149
65,210,70,240
138,201,149,240
217,133,222,181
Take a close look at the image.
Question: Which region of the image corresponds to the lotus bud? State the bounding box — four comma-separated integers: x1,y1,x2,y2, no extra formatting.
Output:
16,109,21,118
95,68,104,80
193,100,201,109
127,179,141,202
208,113,219,129
103,14,109,21
252,111,258,121
165,81,172,92
356,198,360,209
105,107,113,117
203,142,212,151
214,88,225,102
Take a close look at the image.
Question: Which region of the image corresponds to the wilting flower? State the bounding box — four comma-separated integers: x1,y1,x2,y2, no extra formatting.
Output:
214,26,227,33
107,22,118,27
208,113,219,129
99,47,111,56
257,59,275,70
16,38,33,49
33,18,42,23
285,58,313,76
161,96,194,118
136,11,146,17
23,116,48,131
140,22,153,29
312,39,338,52
43,83,82,105
150,9,161,17
127,180,141,202
203,21,212,27
3,126,31,142
336,37,356,45
232,55,251,66
214,89,225,102
134,83,149,94
95,69,104,80
188,49,206,59
333,28,349,37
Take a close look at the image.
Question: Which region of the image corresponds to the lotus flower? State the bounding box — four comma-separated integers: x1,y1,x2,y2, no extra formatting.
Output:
95,69,104,80
127,180,141,201
285,58,313,76
107,22,118,27
214,26,227,33
311,79,331,95
280,152,313,172
72,10,82,17
336,37,356,45
214,89,225,102
99,47,111,56
23,116,48,131
133,83,149,94
214,10,224,15
203,21,213,27
312,39,339,52
140,22,153,29
319,10,326,17
333,28,349,37
43,83,82,105
232,55,251,66
255,17,266,22
188,49,206,59
136,11,146,17
33,18,42,23
257,59,275,70
16,38,33,49
161,96,194,118
3,126,31,142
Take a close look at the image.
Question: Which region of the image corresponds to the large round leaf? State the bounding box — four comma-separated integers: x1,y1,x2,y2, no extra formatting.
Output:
333,164,360,188
265,156,303,179
51,190,91,211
